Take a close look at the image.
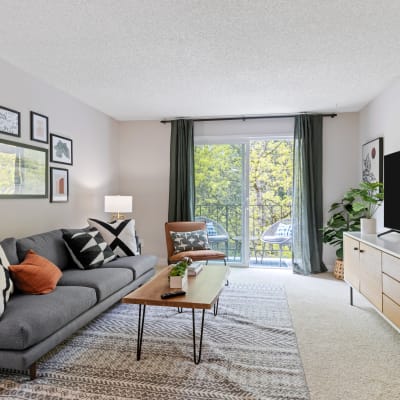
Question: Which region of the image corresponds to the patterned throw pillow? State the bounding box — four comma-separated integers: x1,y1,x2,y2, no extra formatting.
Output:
206,222,217,236
170,230,210,254
87,218,138,257
0,264,12,319
0,244,13,295
63,228,116,270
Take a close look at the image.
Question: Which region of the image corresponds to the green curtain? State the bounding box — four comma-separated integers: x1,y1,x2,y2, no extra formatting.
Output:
168,119,195,222
292,115,327,275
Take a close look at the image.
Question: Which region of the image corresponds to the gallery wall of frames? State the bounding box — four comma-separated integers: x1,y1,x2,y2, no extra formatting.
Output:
0,104,72,203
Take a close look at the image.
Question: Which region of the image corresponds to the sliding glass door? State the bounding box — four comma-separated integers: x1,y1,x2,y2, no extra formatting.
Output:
194,137,293,267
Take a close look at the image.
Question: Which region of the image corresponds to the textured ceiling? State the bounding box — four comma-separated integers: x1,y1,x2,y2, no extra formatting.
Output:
0,0,400,120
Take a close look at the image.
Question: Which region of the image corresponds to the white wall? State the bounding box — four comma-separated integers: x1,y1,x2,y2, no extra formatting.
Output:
0,58,119,239
118,121,170,262
360,78,400,232
322,113,360,269
119,116,360,268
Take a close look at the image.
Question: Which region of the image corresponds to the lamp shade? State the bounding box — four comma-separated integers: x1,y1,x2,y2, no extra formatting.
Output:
104,195,132,213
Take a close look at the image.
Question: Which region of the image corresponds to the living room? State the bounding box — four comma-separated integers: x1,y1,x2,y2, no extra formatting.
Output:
1,1,400,399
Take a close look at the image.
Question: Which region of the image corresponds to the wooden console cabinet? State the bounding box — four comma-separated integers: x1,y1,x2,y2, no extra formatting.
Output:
344,232,400,331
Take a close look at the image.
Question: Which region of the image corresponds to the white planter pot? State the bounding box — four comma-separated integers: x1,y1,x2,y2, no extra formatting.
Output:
169,270,188,289
360,218,376,235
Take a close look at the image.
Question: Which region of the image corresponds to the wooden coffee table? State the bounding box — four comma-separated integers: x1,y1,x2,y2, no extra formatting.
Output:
122,264,229,364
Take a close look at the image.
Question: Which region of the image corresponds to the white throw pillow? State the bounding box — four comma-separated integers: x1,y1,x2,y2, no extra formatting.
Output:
0,244,13,294
87,218,139,257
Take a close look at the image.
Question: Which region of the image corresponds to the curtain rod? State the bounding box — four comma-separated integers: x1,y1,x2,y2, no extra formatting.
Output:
160,113,337,124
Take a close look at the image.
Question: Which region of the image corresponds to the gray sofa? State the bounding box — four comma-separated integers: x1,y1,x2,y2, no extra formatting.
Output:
0,229,157,379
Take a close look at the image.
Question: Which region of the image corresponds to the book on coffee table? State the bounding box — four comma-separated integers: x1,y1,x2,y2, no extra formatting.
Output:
188,262,203,276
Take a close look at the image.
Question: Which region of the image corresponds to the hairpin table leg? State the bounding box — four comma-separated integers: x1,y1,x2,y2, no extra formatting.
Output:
192,308,205,364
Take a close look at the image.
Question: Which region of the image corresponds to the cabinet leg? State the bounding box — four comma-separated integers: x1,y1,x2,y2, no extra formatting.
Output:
350,286,353,306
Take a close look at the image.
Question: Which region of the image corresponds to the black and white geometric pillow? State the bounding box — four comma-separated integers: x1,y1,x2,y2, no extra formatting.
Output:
170,229,211,254
0,244,13,294
0,265,12,319
87,218,139,257
63,228,117,270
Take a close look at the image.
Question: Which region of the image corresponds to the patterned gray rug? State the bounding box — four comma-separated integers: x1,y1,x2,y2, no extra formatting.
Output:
0,283,309,400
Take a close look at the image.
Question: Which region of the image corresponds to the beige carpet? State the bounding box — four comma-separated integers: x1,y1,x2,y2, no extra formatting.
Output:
230,267,400,400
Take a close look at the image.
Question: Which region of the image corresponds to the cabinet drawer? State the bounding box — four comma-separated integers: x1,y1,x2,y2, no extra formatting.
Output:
382,253,400,281
382,273,400,305
383,294,400,329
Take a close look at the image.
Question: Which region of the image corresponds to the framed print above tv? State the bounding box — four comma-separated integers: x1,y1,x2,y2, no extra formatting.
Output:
30,111,49,143
0,105,20,137
362,137,383,183
0,138,48,198
50,167,69,202
50,133,73,165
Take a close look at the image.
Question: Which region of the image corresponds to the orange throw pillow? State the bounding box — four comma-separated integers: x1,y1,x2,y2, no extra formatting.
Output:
9,250,62,294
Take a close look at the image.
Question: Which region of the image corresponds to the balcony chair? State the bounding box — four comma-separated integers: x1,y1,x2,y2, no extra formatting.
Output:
165,221,227,265
194,216,229,254
260,218,292,267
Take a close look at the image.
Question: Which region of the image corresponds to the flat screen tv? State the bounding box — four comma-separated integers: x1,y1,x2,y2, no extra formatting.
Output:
380,150,400,236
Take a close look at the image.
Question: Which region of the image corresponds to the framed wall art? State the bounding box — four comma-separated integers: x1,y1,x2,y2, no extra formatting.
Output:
362,137,383,183
50,133,73,165
30,111,49,143
50,167,69,202
0,138,48,198
0,105,20,137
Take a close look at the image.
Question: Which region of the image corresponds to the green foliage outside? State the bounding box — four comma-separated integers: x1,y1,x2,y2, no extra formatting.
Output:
194,140,293,261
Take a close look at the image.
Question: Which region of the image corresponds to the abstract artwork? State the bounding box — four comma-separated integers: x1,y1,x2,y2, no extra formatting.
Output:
362,137,383,183
0,138,48,198
30,111,49,143
50,134,73,165
50,167,69,202
0,106,20,137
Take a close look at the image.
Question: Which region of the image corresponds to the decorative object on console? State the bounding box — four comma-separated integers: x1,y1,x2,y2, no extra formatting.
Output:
170,229,210,254
87,218,139,257
62,228,116,270
30,111,49,143
50,167,69,203
50,133,73,165
0,138,48,199
104,195,132,220
8,250,62,294
0,105,20,137
362,137,383,184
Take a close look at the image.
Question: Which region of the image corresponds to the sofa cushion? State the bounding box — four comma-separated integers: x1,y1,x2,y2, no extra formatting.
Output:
58,267,132,302
0,265,12,319
0,240,14,295
103,255,157,280
9,250,62,294
63,228,117,270
87,218,139,257
0,286,97,350
1,237,18,265
16,229,72,270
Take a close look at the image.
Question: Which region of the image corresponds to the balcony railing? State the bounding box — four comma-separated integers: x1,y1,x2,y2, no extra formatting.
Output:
195,202,292,263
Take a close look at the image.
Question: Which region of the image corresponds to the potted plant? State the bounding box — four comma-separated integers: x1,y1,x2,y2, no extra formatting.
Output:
169,259,189,288
348,181,384,234
323,181,384,279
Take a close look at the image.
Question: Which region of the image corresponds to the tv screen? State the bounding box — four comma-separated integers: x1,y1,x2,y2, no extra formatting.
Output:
384,150,400,231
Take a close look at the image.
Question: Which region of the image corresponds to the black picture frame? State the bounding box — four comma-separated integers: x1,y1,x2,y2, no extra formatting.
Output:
30,111,49,143
50,133,73,165
0,105,21,137
0,138,48,198
362,137,383,184
50,167,69,203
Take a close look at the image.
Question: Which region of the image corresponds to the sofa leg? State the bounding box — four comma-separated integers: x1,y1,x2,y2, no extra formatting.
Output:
29,363,37,380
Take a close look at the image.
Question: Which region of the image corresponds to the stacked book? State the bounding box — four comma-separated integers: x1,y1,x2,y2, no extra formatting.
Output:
188,261,203,276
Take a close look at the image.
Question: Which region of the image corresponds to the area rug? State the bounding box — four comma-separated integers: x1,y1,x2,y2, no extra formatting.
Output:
0,283,309,400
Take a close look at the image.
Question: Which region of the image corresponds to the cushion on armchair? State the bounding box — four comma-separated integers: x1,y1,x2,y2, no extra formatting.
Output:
170,230,211,254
